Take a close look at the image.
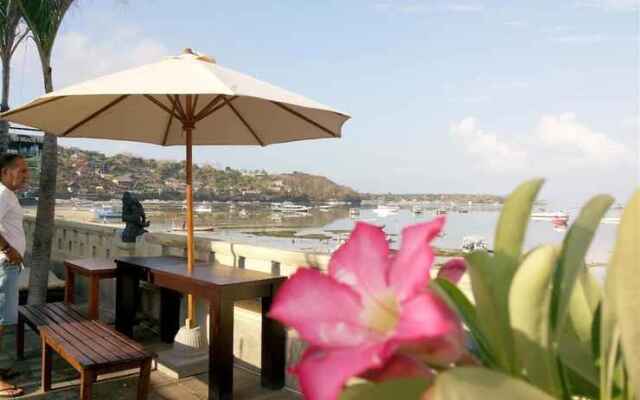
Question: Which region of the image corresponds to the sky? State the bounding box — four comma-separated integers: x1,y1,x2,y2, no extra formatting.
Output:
7,0,639,205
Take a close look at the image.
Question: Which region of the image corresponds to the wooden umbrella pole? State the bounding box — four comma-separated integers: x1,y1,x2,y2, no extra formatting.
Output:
185,123,196,329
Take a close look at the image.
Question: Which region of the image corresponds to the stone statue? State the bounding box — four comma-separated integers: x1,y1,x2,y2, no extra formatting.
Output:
121,192,150,242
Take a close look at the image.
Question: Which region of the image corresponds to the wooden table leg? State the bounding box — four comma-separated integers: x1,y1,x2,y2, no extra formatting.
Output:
159,288,181,343
88,276,100,320
16,313,24,360
115,263,139,338
260,283,286,389
137,358,152,400
209,295,234,400
41,337,52,392
64,266,75,304
80,370,94,400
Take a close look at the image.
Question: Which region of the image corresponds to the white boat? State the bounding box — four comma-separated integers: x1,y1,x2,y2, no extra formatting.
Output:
601,217,620,225
95,206,122,220
349,208,360,218
531,211,569,222
194,203,212,213
373,205,400,217
271,202,311,213
461,236,488,253
412,205,424,214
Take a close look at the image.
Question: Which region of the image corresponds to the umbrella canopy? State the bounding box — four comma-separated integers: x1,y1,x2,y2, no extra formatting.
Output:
3,49,349,144
3,48,350,329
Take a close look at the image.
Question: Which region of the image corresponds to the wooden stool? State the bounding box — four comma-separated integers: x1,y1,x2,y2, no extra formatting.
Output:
27,303,154,400
64,258,116,320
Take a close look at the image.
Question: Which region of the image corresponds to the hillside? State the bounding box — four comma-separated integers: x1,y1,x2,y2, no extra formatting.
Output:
51,146,360,202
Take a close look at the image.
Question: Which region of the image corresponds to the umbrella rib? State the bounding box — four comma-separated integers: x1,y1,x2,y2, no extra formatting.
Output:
144,95,182,119
162,103,177,146
1,96,66,118
195,96,237,122
270,101,339,138
192,95,200,117
171,95,188,121
224,97,265,146
61,95,129,137
194,95,224,121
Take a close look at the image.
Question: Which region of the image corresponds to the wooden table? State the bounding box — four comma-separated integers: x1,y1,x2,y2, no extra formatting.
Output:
64,258,117,320
114,256,287,400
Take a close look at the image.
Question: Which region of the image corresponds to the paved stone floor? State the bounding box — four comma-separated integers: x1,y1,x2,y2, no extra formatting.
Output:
0,324,301,400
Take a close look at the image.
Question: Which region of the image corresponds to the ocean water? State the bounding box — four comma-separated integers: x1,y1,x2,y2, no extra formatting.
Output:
147,206,620,264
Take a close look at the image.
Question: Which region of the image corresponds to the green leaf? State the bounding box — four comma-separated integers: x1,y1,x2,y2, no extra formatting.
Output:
464,250,511,371
492,178,544,371
610,190,640,394
340,378,430,400
426,367,556,400
509,245,562,396
17,0,74,59
551,194,612,337
430,278,496,368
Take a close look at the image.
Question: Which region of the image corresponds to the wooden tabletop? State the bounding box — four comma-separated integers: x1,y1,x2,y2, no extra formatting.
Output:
64,258,117,273
115,256,286,287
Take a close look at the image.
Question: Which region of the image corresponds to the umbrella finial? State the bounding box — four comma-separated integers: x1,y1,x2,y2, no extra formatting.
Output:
182,48,216,64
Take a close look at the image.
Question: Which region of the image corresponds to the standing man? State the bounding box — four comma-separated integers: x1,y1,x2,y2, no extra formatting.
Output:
0,154,29,397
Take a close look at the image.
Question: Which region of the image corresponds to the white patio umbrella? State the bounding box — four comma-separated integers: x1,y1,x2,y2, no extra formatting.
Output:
2,48,350,330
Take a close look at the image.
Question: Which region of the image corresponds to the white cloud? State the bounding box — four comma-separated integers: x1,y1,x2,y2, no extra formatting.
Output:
52,28,170,87
549,33,607,44
450,114,634,174
373,1,484,14
576,0,640,12
450,117,527,172
534,113,632,164
445,3,484,12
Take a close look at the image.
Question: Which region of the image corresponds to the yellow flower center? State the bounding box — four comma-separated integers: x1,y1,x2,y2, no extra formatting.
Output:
361,291,400,335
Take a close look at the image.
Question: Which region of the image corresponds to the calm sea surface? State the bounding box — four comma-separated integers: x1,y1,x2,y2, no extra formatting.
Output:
141,206,620,264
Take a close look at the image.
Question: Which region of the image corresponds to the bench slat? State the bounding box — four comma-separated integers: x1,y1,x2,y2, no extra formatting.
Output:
48,303,150,358
45,304,144,363
25,305,110,365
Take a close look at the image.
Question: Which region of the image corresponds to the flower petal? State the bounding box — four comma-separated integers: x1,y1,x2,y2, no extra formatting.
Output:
269,268,371,347
437,258,467,284
293,344,388,400
393,290,465,366
329,222,390,299
360,354,435,383
388,217,445,301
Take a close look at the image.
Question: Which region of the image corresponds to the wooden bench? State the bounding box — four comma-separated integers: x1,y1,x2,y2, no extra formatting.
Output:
17,302,154,400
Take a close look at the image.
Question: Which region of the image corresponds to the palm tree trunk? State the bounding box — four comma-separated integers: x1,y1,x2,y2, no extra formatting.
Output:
27,60,56,305
0,51,11,154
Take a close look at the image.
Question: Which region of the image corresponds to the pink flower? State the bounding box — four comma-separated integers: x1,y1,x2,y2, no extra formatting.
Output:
269,217,464,400
436,258,467,284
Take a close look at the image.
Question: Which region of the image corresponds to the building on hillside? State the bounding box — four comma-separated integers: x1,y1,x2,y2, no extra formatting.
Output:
113,174,134,189
7,133,43,158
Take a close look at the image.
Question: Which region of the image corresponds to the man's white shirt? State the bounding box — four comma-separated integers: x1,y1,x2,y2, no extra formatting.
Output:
0,182,25,258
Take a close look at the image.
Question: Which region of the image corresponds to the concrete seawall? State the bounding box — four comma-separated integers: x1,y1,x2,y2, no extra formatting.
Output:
23,216,332,388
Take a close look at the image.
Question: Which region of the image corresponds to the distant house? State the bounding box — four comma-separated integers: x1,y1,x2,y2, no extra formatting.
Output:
113,174,134,189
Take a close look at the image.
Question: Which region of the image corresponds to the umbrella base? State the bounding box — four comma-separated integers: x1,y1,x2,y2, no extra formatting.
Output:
156,325,209,379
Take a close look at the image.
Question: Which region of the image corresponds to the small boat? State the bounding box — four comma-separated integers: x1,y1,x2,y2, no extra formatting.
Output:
461,236,488,253
373,205,399,217
435,208,448,215
601,217,620,225
349,208,360,218
531,211,569,222
412,205,424,214
271,202,311,213
95,206,122,220
194,203,212,213
170,225,215,232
